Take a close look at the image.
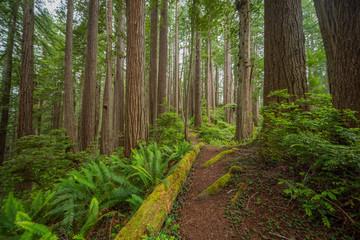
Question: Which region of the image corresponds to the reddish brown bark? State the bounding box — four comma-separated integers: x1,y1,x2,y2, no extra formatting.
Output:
124,0,146,157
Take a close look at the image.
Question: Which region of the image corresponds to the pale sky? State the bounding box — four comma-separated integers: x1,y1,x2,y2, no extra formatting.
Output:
44,0,61,15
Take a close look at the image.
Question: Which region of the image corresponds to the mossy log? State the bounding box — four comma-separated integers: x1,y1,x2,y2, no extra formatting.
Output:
194,166,243,201
230,182,248,204
202,148,237,167
115,143,204,240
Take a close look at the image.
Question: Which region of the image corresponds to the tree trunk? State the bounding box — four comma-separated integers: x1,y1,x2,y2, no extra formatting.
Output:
235,0,252,141
157,0,168,116
100,0,114,156
314,0,360,121
149,0,159,127
173,0,179,114
205,30,211,123
0,0,19,164
114,3,125,148
80,0,99,150
194,29,202,128
215,66,219,107
63,0,78,152
18,0,35,139
224,34,232,123
124,0,146,158
263,0,308,106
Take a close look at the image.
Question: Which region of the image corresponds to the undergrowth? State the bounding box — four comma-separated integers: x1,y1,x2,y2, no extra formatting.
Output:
260,90,360,237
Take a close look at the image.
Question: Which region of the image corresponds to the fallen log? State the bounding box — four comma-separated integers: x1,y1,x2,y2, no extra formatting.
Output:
115,142,205,240
202,148,237,167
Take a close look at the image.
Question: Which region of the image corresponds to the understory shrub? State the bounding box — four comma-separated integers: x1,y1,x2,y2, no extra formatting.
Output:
0,130,86,198
151,112,184,145
260,90,360,232
198,120,236,146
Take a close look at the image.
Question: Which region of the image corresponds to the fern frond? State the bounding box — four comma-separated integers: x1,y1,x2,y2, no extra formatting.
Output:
79,198,99,236
15,221,54,238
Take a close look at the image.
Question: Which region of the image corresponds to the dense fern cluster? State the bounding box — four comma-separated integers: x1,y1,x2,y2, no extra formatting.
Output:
260,91,360,233
0,140,193,239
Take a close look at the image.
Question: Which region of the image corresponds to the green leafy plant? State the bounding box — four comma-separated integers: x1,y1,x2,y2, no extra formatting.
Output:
47,160,140,237
260,91,360,231
150,112,185,145
0,130,86,196
0,190,56,239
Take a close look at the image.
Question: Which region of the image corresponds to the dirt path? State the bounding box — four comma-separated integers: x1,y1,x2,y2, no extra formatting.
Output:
178,145,238,240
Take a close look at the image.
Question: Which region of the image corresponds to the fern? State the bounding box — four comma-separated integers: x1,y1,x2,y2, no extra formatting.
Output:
15,221,57,240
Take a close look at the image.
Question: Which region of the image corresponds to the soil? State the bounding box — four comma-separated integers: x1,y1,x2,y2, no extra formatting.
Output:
173,143,355,240
178,145,236,240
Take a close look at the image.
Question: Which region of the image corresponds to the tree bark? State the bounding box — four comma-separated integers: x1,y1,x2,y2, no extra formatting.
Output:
224,32,232,123
18,0,35,139
80,0,99,150
149,0,159,127
205,30,211,123
124,0,146,158
194,29,202,128
235,0,252,141
157,0,168,116
114,3,125,148
314,0,360,121
0,0,19,164
63,0,78,152
263,0,308,106
215,66,219,107
100,0,114,156
173,0,179,114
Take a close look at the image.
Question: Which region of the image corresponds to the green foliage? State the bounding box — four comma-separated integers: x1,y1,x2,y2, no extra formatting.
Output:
115,141,193,194
0,190,56,239
48,160,139,237
198,120,236,146
260,91,360,229
141,217,179,240
151,112,184,145
0,130,86,196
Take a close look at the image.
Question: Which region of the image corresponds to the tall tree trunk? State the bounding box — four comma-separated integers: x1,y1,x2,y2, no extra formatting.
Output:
80,0,99,150
210,47,216,118
314,0,360,121
184,3,195,142
215,66,219,107
224,32,232,123
124,0,146,157
235,0,252,140
0,0,19,164
167,40,172,107
101,0,114,156
114,3,125,148
173,0,179,114
157,0,168,116
263,0,308,106
149,0,159,126
18,0,35,139
63,0,78,152
205,30,211,123
194,29,202,128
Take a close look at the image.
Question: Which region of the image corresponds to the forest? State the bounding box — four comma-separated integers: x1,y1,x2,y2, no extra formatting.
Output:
0,0,359,239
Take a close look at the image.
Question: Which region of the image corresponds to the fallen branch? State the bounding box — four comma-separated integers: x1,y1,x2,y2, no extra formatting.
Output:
269,232,294,240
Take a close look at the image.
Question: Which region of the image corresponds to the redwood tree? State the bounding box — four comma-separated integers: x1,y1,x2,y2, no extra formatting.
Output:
124,0,146,157
0,0,19,164
80,0,99,150
263,0,308,106
114,3,125,148
157,0,168,116
314,0,360,120
149,0,159,126
235,0,252,140
18,0,35,139
63,0,78,153
100,0,114,155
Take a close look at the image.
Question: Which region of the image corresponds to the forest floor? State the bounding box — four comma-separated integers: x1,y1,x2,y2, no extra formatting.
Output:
170,141,339,240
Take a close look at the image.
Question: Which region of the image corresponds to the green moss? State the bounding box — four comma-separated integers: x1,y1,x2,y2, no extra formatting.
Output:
115,143,203,240
229,166,243,175
230,182,247,204
194,173,231,201
202,148,237,167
